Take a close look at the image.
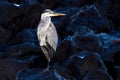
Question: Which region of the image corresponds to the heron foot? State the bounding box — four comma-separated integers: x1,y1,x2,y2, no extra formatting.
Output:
40,66,51,76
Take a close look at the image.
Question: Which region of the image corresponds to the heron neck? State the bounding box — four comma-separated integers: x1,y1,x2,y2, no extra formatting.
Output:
38,16,51,33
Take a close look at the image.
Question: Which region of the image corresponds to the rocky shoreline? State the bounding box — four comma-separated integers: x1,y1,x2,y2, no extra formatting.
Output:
0,0,120,80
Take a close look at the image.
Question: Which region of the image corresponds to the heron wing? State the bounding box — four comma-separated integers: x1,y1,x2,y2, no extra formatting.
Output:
46,22,58,52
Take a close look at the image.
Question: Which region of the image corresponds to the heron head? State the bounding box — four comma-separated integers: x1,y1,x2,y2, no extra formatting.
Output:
43,9,66,17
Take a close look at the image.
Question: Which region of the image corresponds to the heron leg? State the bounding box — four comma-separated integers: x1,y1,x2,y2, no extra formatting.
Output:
41,46,50,61
41,42,55,66
46,42,55,66
40,46,51,76
40,45,55,76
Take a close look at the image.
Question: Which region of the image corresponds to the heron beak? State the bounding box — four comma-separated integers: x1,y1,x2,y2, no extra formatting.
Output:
51,13,66,16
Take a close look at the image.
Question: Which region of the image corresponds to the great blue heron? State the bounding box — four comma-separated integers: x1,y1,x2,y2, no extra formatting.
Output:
37,9,66,69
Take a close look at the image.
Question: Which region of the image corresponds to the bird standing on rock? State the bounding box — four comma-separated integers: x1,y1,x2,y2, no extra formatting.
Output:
37,9,66,71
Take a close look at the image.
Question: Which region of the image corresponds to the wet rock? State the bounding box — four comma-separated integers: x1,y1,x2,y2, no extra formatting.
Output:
8,29,37,45
0,59,28,80
51,16,66,39
96,33,120,49
83,69,113,80
37,0,62,9
5,42,40,58
0,0,8,2
0,2,22,26
0,51,6,59
68,50,107,79
29,56,47,68
8,33,23,45
16,65,74,80
0,26,12,43
53,7,80,38
65,5,112,34
53,65,75,79
93,0,108,17
113,49,120,65
67,34,103,53
0,2,44,31
105,65,118,80
107,0,120,31
7,0,25,4
56,39,71,64
74,26,95,36
62,0,95,7
116,66,120,80
7,0,37,4
5,42,47,67
0,43,9,52
100,47,120,67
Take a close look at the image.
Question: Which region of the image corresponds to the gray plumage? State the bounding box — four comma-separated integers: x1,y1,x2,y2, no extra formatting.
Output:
37,9,65,63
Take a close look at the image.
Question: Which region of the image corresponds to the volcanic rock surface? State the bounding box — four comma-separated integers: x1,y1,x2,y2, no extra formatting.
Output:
0,0,120,80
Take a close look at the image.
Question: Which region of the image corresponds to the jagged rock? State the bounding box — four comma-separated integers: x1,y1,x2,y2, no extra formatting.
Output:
100,47,120,66
116,66,120,80
6,42,40,58
8,29,37,45
37,0,62,9
16,65,74,80
96,33,120,49
83,69,113,80
107,0,120,31
93,0,108,17
5,42,47,67
68,50,107,79
74,26,95,36
0,43,8,52
65,5,112,34
67,34,103,53
56,39,71,64
0,51,6,59
0,0,8,2
0,59,28,80
0,2,44,31
0,2,22,26
104,65,118,80
61,0,95,7
0,26,12,43
53,7,80,38
7,0,37,4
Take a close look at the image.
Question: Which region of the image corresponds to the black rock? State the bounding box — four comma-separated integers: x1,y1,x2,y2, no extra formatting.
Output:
74,26,95,36
56,39,71,64
96,33,120,49
5,42,48,68
0,2,22,27
68,50,107,79
83,69,113,80
107,0,120,31
0,43,9,52
0,51,6,59
100,47,120,66
5,42,40,58
37,0,62,9
7,0,37,4
0,59,28,80
0,2,44,31
61,0,95,7
53,7,80,38
0,26,12,43
65,5,112,34
16,65,74,80
115,66,120,80
8,29,37,45
67,34,103,53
